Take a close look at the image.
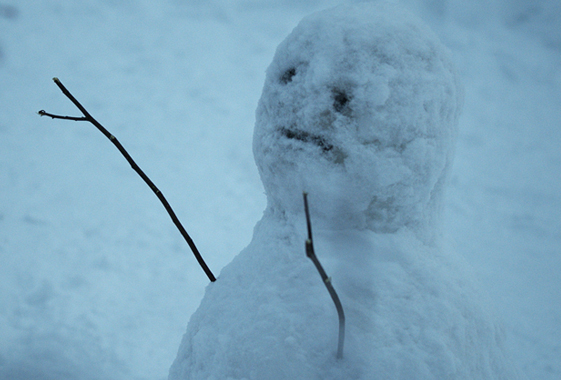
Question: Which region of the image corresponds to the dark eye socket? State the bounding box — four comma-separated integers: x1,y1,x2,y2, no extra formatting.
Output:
333,90,350,113
280,67,296,84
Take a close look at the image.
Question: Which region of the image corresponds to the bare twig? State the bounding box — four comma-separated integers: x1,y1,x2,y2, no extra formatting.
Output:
38,110,86,121
39,77,216,282
303,192,345,359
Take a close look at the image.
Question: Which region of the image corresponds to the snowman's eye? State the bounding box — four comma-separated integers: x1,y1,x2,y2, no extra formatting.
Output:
333,90,350,113
280,67,296,84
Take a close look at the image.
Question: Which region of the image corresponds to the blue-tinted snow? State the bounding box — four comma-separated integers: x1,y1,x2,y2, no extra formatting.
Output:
0,1,559,379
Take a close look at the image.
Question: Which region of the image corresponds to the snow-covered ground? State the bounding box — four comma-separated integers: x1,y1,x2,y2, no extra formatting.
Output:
0,1,559,379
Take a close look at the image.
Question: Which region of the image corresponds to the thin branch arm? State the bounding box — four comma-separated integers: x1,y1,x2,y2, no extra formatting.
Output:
303,192,345,359
39,78,216,282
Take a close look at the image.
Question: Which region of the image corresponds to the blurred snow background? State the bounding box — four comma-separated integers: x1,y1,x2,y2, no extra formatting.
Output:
0,0,559,379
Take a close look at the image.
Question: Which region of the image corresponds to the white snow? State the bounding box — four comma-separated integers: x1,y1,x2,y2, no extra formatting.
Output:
169,3,521,379
253,2,462,243
0,1,559,380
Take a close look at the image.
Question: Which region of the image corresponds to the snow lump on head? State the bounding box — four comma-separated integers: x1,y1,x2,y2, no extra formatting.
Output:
253,1,463,242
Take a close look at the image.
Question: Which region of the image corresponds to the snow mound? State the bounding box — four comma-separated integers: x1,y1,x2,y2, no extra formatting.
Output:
169,3,523,379
253,1,463,244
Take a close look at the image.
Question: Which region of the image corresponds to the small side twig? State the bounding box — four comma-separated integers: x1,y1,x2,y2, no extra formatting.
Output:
39,77,216,282
303,192,345,359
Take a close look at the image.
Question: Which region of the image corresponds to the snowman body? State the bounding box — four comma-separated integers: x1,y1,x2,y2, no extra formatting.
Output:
169,3,521,379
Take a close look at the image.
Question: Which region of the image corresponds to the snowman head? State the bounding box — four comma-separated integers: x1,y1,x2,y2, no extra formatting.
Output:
253,2,462,242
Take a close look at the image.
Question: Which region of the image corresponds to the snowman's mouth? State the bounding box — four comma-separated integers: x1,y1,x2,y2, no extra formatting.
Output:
280,127,334,152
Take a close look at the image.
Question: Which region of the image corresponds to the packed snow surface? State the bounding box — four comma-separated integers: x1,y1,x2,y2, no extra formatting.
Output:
253,2,461,242
169,3,522,379
1,1,559,380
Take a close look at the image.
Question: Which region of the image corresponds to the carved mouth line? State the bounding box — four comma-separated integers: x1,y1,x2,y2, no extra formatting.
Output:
279,127,334,152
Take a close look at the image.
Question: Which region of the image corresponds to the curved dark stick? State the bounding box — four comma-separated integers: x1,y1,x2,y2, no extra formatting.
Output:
39,78,216,282
303,192,345,359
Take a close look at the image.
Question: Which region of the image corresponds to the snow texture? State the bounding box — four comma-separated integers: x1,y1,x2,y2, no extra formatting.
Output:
1,1,560,379
253,1,462,243
169,3,522,379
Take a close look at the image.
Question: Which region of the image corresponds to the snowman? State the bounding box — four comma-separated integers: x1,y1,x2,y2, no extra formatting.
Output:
169,2,522,379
